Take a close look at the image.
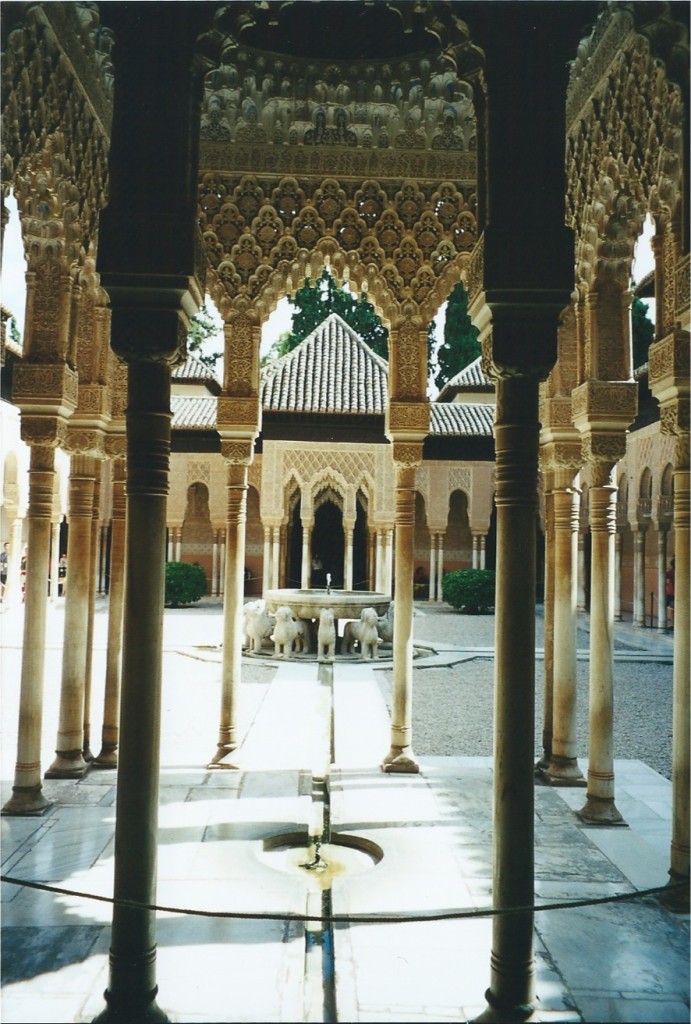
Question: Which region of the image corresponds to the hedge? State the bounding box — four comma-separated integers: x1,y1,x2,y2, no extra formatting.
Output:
441,569,495,614
164,561,207,607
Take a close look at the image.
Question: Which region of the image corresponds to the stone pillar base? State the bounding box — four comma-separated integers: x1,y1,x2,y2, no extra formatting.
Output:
92,988,169,1024
381,746,420,773
575,795,627,826
656,871,690,913
45,751,88,778
2,786,51,816
544,756,586,787
208,746,241,770
471,987,538,1023
91,745,118,769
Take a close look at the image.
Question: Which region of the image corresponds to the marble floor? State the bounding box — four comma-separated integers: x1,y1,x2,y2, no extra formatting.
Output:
1,602,688,1023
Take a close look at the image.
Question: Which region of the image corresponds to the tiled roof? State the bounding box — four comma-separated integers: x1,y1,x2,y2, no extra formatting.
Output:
262,313,388,415
173,353,220,385
436,356,492,401
171,395,217,429
429,402,495,437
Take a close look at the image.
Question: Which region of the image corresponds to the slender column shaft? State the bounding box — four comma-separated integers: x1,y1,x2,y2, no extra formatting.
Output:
174,528,181,562
344,524,354,590
93,462,126,768
546,476,584,784
301,526,310,588
83,473,102,761
614,532,623,621
211,463,248,765
219,535,225,596
382,465,419,773
480,534,486,570
49,521,61,600
577,532,587,611
46,457,97,778
670,465,689,884
102,362,170,1017
212,538,219,596
271,527,280,588
657,530,668,632
577,469,624,824
428,535,437,602
633,529,647,626
539,478,555,770
436,535,444,602
486,376,538,1016
384,528,394,595
4,517,23,608
262,526,271,592
3,445,55,814
368,530,376,590
472,534,479,570
166,533,173,562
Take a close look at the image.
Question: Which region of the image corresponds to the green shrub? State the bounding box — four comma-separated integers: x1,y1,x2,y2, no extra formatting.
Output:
164,561,207,607
442,569,496,614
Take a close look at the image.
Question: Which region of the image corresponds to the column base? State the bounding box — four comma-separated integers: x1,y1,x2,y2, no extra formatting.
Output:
575,794,627,826
91,746,118,769
92,987,169,1024
44,751,88,779
543,756,586,787
470,988,538,1023
656,870,690,913
2,785,52,816
207,746,240,770
381,746,420,774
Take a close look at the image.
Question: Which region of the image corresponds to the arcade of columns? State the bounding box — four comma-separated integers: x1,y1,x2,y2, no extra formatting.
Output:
1,4,688,1023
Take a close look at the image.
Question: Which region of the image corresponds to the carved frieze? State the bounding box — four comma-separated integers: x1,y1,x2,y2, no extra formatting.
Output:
216,396,261,430
387,401,429,437
571,379,638,429
648,330,690,407
63,428,106,457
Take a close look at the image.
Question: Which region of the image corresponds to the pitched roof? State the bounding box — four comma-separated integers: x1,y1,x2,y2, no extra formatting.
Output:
173,353,221,392
430,402,495,437
436,355,493,401
171,395,217,429
261,312,388,415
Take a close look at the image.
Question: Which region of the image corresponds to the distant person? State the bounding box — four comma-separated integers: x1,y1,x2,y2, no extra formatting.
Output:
311,553,323,587
58,554,67,596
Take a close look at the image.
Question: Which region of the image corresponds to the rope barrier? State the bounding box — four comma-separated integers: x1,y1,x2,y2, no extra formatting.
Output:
1,873,687,926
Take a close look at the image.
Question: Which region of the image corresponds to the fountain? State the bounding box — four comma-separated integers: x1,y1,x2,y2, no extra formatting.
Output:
264,575,391,625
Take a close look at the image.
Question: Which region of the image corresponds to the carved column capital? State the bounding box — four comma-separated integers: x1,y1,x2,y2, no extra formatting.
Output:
220,439,254,466
391,441,423,470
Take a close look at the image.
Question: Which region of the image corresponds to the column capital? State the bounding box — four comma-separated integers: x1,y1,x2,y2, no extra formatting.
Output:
220,439,254,466
386,400,429,443
391,441,423,470
572,379,638,432
648,329,690,413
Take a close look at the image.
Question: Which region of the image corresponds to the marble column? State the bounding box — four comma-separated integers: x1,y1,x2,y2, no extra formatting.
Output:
480,534,486,570
435,535,444,602
485,376,540,1018
49,520,61,600
2,445,55,814
45,456,97,778
382,455,420,774
82,471,102,762
344,520,354,590
271,526,280,588
219,535,226,597
211,536,219,596
262,525,271,593
537,470,555,772
384,527,394,595
657,529,669,632
633,527,647,626
210,456,249,768
428,534,437,601
577,463,625,825
545,466,585,786
614,532,623,621
577,530,588,611
93,460,126,768
669,460,689,889
166,532,174,562
174,527,182,562
301,525,311,588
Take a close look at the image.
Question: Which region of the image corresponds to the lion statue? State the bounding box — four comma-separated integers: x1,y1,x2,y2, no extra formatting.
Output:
242,599,274,655
343,606,381,660
271,605,299,659
317,607,336,663
294,619,311,654
377,600,394,644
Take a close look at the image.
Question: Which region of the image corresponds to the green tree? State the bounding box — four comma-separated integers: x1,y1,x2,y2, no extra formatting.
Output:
271,270,389,360
631,294,655,369
187,304,223,368
434,282,480,391
9,317,21,347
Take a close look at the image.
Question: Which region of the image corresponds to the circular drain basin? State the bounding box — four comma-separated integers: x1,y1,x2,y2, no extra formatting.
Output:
260,831,383,889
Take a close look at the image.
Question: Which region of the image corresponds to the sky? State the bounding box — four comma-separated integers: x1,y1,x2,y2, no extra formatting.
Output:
1,194,654,363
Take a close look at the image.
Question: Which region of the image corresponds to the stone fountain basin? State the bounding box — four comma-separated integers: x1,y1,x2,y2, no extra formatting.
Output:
264,588,391,621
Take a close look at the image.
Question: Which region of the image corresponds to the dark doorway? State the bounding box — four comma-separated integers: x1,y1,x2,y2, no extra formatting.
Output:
353,498,368,590
312,501,344,588
286,499,302,588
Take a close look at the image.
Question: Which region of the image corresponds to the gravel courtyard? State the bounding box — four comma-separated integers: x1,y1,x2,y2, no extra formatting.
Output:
382,603,674,780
